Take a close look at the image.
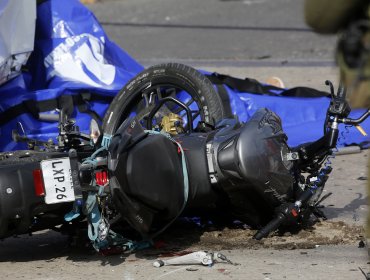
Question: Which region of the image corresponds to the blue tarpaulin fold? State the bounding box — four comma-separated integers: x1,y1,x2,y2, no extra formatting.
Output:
0,0,368,151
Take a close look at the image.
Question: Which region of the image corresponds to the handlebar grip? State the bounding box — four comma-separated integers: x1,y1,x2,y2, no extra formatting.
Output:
337,82,346,99
38,113,59,122
253,212,286,240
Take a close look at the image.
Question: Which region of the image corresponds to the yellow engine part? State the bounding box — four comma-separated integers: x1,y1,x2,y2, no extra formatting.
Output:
161,113,185,134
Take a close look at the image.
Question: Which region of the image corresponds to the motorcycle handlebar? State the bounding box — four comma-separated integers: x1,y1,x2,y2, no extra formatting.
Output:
253,188,317,240
253,212,286,240
340,109,370,125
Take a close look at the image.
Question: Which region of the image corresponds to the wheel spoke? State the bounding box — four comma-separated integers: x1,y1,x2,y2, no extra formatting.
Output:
173,99,195,114
192,111,200,120
128,84,204,133
156,86,163,99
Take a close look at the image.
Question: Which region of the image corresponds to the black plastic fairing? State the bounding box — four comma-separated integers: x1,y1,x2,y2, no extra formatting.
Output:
0,151,71,238
215,108,294,207
173,133,218,207
108,117,186,236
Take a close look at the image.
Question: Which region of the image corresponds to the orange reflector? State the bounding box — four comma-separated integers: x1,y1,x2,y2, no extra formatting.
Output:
355,125,367,136
33,169,45,196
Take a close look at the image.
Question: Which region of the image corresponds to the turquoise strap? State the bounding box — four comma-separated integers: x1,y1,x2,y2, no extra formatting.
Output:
87,187,105,241
88,202,101,241
102,134,112,149
64,211,80,222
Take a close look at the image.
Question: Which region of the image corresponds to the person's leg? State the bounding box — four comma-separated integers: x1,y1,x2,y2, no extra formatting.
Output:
367,159,370,256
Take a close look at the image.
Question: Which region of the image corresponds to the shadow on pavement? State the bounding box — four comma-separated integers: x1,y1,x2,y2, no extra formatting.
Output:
0,219,209,266
323,193,368,220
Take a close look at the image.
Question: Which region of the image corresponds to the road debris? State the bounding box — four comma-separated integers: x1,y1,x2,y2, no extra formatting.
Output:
357,176,368,181
153,251,239,267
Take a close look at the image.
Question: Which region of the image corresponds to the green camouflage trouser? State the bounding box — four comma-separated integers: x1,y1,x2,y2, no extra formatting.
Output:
305,0,370,245
338,45,370,241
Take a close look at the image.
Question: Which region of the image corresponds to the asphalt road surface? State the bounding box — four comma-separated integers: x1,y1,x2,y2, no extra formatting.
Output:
88,0,337,68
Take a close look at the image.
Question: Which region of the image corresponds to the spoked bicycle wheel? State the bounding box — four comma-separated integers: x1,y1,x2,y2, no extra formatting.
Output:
103,63,231,135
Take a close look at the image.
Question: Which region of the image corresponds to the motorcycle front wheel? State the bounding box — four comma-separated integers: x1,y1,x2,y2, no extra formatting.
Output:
103,63,231,135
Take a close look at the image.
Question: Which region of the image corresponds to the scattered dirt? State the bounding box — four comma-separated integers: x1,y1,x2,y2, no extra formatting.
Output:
151,220,365,253
197,221,364,250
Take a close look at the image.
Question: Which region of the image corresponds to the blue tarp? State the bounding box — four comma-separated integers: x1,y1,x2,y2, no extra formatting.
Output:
0,0,369,151
0,0,142,151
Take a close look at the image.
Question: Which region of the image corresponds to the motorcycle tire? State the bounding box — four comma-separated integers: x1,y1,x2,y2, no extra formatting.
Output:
103,63,231,134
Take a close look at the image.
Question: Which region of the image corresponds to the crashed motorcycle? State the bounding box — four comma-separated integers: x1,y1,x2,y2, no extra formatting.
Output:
0,63,368,248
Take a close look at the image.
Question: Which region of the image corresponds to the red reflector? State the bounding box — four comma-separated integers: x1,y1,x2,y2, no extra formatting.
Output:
95,170,109,186
33,169,45,197
291,208,298,217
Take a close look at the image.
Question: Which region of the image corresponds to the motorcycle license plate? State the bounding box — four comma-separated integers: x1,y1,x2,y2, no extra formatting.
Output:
41,157,76,204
